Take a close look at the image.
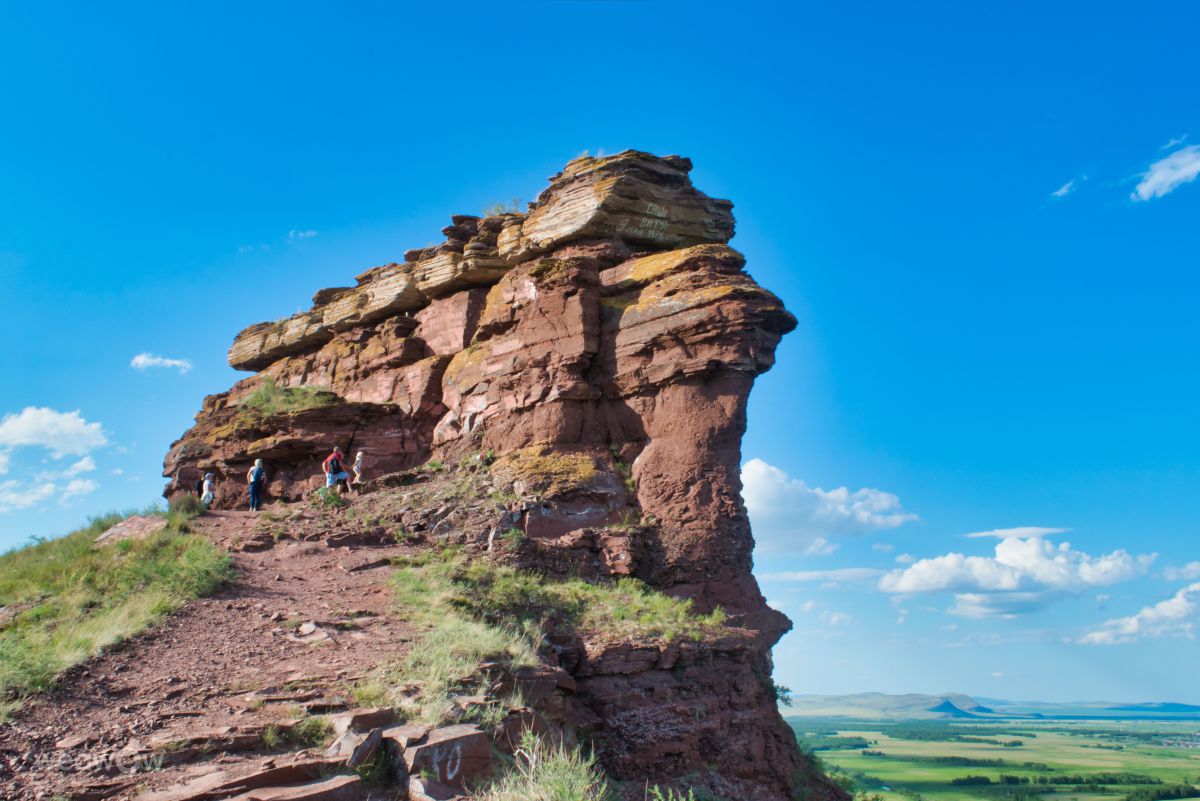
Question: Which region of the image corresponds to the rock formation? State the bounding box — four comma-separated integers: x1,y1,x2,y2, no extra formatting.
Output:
162,151,841,801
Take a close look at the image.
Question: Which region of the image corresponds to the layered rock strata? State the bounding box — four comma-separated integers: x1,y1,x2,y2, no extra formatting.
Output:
163,151,823,800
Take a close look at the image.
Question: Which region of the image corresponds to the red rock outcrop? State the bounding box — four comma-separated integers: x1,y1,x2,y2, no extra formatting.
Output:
163,151,839,801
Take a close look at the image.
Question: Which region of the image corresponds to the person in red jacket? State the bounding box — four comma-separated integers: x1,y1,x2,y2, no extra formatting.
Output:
322,446,351,494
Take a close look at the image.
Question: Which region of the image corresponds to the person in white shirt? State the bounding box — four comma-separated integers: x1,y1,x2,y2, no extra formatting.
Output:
201,473,216,508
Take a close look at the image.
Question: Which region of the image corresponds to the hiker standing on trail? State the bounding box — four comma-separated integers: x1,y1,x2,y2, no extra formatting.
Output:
323,446,350,495
352,450,366,493
201,473,216,509
246,459,266,512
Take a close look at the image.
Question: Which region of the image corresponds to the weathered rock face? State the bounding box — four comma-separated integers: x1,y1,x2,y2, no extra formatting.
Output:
163,150,827,800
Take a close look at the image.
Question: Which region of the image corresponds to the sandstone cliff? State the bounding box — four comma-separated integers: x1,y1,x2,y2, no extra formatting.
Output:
157,151,842,801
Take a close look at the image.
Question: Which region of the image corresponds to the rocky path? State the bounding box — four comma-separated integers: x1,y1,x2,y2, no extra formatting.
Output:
0,506,417,800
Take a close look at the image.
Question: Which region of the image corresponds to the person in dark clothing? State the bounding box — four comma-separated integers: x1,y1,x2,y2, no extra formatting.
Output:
322,446,350,495
246,459,266,511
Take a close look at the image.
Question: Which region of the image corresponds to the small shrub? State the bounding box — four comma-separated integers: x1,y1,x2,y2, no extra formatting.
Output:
500,527,527,547
312,487,346,509
478,732,613,801
482,198,524,216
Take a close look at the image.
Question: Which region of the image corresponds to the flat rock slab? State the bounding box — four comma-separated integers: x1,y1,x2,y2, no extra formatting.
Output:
403,724,490,789
228,775,363,801
94,515,167,546
138,757,345,800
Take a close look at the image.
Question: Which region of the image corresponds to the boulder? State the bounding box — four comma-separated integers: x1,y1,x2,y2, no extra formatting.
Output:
402,724,491,789
93,515,167,547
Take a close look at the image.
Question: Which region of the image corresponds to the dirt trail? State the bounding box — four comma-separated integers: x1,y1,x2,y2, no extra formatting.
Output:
0,506,415,800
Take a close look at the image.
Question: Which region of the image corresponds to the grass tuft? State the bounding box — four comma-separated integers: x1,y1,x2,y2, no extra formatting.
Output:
478,732,613,801
239,377,338,417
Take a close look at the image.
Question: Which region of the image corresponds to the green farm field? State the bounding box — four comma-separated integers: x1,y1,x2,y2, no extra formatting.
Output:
789,718,1200,801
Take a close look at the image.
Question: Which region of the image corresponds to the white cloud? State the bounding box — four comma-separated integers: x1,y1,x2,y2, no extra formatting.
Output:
61,478,98,503
1132,145,1200,201
880,533,1153,595
742,459,916,553
766,599,786,611
1051,179,1076,198
950,591,1057,619
1161,135,1188,150
879,533,1155,619
760,568,884,583
872,542,895,553
0,407,107,458
804,537,840,556
821,610,852,627
1079,583,1200,645
990,671,1005,679
131,352,192,374
965,526,1068,539
289,229,318,241
895,553,916,564
63,456,96,476
1164,562,1200,582
799,600,820,613
0,451,7,476
0,480,57,513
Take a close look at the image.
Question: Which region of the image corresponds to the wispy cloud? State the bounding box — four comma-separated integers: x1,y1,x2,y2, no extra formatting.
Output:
1051,179,1076,198
1132,144,1200,201
0,481,57,513
821,610,853,626
965,526,1069,539
1161,134,1188,150
289,229,318,241
760,568,884,583
131,352,192,374
61,478,98,502
1079,583,1200,645
804,537,840,556
1164,562,1200,582
742,459,916,554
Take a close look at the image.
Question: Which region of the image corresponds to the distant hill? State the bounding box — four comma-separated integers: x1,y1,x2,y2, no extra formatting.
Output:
785,692,1200,720
926,699,980,718
786,692,996,720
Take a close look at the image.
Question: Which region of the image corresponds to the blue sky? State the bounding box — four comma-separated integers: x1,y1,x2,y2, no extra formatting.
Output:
2,2,1198,702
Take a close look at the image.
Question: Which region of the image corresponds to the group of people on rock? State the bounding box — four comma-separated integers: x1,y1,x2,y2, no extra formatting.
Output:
195,446,366,511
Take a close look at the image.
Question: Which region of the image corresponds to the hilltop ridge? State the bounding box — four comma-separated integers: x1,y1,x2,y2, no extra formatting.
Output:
1,152,841,801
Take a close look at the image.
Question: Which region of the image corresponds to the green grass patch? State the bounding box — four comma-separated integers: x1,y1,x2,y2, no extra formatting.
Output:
0,510,232,707
239,376,338,417
392,549,727,643
365,550,726,727
478,733,613,801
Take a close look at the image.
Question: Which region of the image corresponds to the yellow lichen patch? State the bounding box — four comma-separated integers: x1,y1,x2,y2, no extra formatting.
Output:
443,343,489,387
606,244,742,291
492,444,602,498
